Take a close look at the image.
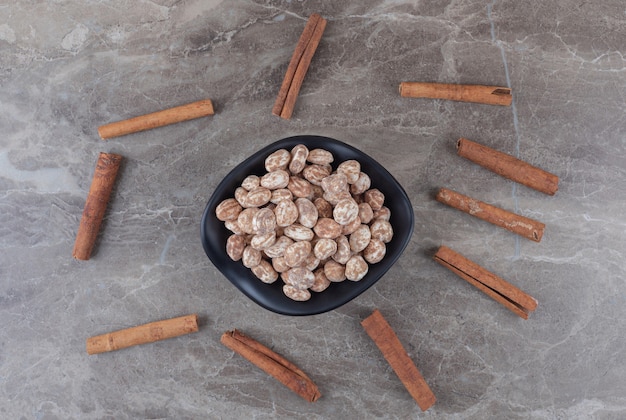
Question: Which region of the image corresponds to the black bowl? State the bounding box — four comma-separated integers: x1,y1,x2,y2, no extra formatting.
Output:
200,135,414,315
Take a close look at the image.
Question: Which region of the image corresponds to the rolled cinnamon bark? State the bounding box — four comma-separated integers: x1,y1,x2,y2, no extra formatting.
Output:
433,246,537,319
272,13,322,118
86,314,199,354
457,138,558,195
72,152,123,260
436,188,545,242
361,309,436,411
399,82,512,106
98,99,214,139
272,13,327,119
221,329,321,402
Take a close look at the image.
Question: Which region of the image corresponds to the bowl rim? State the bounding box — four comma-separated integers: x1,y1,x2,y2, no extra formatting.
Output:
200,135,414,315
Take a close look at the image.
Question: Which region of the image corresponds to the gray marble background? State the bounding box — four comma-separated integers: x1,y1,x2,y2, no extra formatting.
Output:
1,1,625,418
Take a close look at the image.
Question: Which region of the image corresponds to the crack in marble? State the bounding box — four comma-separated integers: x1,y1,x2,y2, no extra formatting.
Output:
488,0,523,259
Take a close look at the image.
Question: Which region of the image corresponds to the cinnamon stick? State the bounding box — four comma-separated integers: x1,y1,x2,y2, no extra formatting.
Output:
436,187,545,242
399,82,512,106
457,137,559,195
272,13,327,119
433,246,537,319
86,314,199,354
98,99,214,139
221,329,321,402
72,152,123,260
361,309,436,411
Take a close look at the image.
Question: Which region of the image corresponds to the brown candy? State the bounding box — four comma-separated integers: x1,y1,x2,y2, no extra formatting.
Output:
364,188,385,210
272,256,290,273
283,224,315,241
310,184,324,200
345,255,368,281
364,239,386,264
242,245,262,268
284,241,312,268
358,202,374,224
314,197,333,218
321,173,349,194
246,187,272,207
322,190,352,206
251,260,279,283
332,235,351,265
370,219,393,243
283,285,311,301
310,268,331,292
313,238,338,260
274,200,299,227
264,235,294,259
289,144,309,174
260,169,290,190
252,207,277,234
295,198,318,228
265,149,291,172
284,267,315,290
234,187,250,207
288,176,313,198
241,175,260,191
349,224,371,253
337,160,361,184
302,164,331,186
373,206,391,221
313,218,343,239
270,188,293,204
237,207,259,234
333,198,359,226
304,252,320,271
307,148,334,165
224,219,244,235
324,260,346,282
341,216,361,236
226,234,246,261
216,198,242,221
350,172,371,195
250,232,276,250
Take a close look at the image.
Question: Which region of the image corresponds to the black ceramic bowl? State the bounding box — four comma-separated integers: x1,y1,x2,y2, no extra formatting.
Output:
201,135,414,316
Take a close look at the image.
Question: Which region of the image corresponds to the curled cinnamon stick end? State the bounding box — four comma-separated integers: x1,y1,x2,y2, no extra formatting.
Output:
72,152,123,260
457,138,559,195
273,13,327,120
86,314,199,355
399,82,512,106
361,309,436,411
221,329,321,402
98,99,214,139
436,187,545,242
434,246,537,319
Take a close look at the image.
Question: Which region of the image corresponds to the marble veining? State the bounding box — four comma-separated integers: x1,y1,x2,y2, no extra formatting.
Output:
1,0,626,418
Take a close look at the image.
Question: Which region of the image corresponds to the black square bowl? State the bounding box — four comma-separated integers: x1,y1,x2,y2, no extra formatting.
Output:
201,135,414,315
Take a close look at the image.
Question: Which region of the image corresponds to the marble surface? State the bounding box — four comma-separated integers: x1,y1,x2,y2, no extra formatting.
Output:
1,1,625,418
